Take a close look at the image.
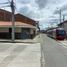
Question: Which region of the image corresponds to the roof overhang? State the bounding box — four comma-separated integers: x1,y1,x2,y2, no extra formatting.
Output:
0,21,37,29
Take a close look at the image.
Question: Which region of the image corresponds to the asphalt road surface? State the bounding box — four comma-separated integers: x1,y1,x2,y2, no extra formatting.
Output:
0,42,40,67
40,34,67,67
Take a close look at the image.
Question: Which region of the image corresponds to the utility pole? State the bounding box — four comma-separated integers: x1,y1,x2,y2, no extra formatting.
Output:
59,9,62,23
62,15,65,28
38,22,40,32
56,8,62,24
11,0,15,42
63,15,65,22
0,0,15,42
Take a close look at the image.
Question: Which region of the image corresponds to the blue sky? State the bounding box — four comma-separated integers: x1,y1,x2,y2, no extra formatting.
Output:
0,0,67,29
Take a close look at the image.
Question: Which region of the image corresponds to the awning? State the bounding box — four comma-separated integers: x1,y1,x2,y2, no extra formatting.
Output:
0,21,36,29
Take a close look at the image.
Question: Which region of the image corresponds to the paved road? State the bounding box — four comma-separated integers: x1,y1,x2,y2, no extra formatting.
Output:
40,34,67,67
0,42,41,67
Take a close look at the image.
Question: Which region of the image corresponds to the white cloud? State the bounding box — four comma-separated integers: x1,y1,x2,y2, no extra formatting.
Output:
0,0,67,29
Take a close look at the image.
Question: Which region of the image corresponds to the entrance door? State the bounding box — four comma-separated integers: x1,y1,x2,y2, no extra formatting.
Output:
9,28,12,39
21,28,30,39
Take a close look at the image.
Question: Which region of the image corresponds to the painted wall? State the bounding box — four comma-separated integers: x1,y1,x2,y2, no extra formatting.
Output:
0,27,36,39
15,27,21,33
0,27,21,33
0,27,9,32
64,23,67,32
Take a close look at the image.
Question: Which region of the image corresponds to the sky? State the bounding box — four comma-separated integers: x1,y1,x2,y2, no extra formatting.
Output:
0,0,67,29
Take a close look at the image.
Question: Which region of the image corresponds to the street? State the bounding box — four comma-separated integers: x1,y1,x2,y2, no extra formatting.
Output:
40,34,67,67
0,34,67,67
0,42,41,67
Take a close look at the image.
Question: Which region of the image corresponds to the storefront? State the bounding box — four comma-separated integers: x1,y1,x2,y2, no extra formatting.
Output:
0,21,37,39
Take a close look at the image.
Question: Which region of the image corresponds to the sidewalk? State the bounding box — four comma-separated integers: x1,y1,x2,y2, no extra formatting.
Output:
0,35,40,43
0,35,41,67
58,40,67,47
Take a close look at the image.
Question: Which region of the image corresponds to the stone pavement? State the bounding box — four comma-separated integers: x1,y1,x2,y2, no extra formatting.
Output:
0,35,41,67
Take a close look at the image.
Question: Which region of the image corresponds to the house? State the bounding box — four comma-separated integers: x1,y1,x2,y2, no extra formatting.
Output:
58,20,67,39
0,9,37,39
58,20,67,32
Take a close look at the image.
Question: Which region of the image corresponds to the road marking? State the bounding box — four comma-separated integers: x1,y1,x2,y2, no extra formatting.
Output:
57,41,67,48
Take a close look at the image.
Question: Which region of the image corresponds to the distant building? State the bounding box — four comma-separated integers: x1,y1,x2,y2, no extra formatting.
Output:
0,9,38,39
58,20,67,39
58,20,67,32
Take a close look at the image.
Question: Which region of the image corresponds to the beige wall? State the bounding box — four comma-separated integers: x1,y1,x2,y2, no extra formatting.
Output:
0,27,37,35
59,23,67,33
30,28,37,34
30,29,34,34
63,23,67,33
15,27,21,33
0,27,21,33
0,28,9,32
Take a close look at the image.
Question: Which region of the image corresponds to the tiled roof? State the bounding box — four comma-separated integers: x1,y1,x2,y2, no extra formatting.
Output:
0,9,36,26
